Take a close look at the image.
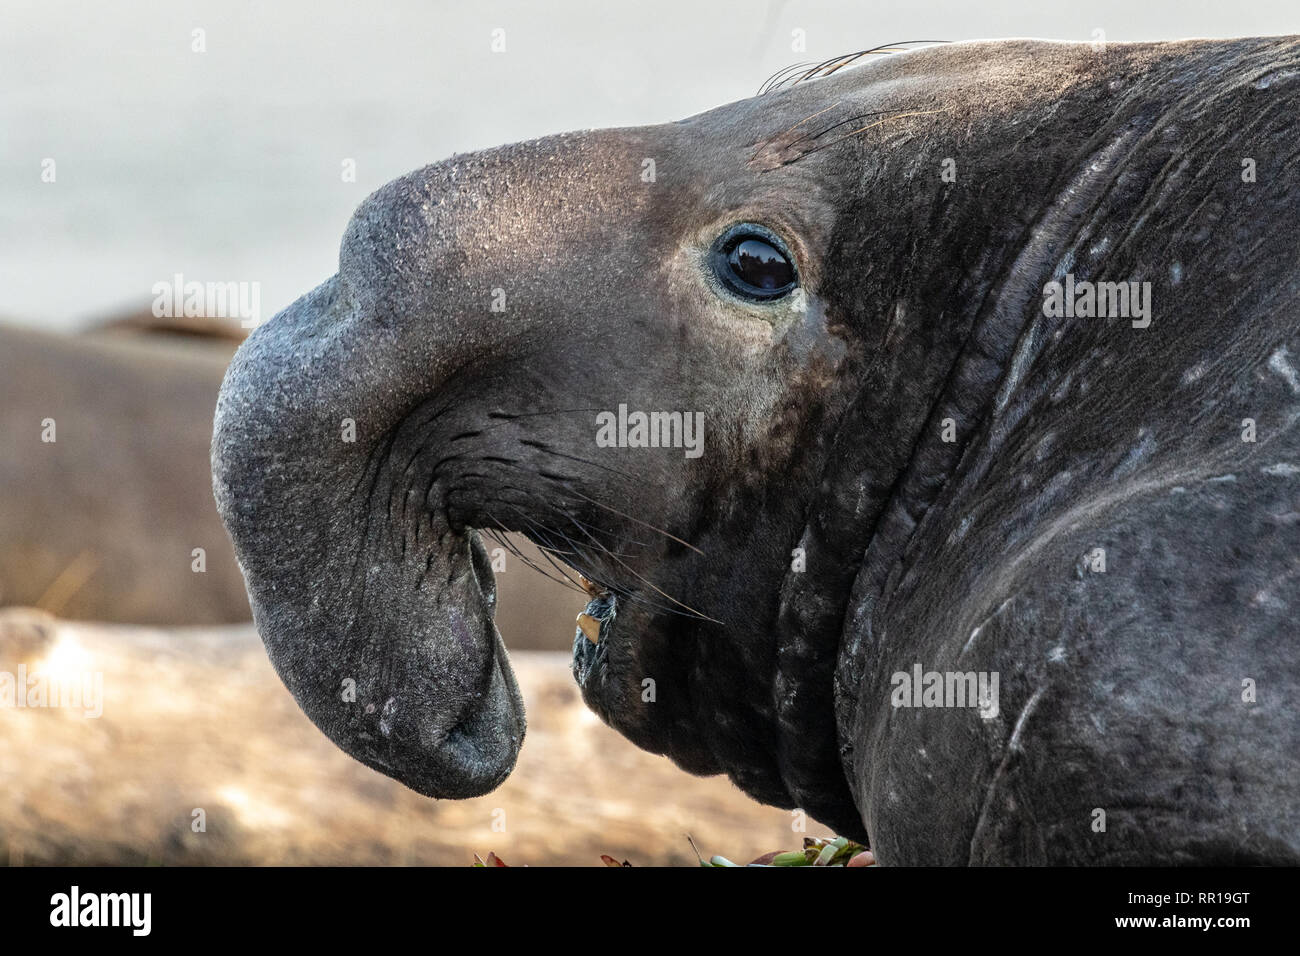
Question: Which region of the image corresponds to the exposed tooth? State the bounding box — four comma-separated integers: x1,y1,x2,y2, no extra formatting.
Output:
578,575,601,597
576,612,601,644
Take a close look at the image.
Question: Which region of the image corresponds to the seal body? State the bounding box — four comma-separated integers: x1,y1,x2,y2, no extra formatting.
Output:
213,38,1300,863
824,40,1300,864
0,325,250,624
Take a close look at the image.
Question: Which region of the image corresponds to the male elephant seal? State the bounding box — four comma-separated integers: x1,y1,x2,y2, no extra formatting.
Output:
213,38,1300,864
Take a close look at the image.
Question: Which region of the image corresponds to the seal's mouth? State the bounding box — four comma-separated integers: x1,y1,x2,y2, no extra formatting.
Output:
571,577,617,688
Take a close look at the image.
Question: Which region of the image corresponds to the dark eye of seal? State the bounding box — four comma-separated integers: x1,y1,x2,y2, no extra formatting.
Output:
710,224,798,301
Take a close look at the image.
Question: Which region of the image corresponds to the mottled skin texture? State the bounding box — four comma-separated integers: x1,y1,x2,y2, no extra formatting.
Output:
212,38,1300,864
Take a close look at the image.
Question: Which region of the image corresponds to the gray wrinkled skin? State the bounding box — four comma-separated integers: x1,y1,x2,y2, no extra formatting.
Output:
213,38,1300,864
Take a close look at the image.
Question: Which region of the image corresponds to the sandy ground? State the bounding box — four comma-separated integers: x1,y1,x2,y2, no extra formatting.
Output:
0,609,816,866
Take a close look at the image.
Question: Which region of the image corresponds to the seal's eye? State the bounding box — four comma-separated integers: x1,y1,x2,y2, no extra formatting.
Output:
710,224,798,301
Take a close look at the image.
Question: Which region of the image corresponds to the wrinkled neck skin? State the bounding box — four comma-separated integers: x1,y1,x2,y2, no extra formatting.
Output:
828,35,1300,839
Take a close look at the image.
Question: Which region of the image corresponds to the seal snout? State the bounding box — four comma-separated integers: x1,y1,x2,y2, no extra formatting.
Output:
211,264,530,801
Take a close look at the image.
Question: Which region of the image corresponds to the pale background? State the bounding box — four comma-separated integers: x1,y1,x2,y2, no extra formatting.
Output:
3,0,1297,328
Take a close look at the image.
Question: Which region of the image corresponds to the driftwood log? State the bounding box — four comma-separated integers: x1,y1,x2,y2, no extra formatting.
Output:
0,609,801,865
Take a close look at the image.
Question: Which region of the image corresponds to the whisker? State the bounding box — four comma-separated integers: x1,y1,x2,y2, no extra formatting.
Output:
474,459,655,556
758,40,951,95
492,482,721,624
505,506,591,574
776,100,842,139
566,511,651,553
477,405,606,433
526,446,658,488
758,59,819,95
795,108,945,157
784,108,910,150
562,513,721,624
493,510,714,624
534,511,642,560
566,487,705,557
482,518,588,594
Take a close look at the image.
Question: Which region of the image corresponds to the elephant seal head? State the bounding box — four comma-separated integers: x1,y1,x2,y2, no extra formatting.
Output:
213,36,1300,842
212,48,869,826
